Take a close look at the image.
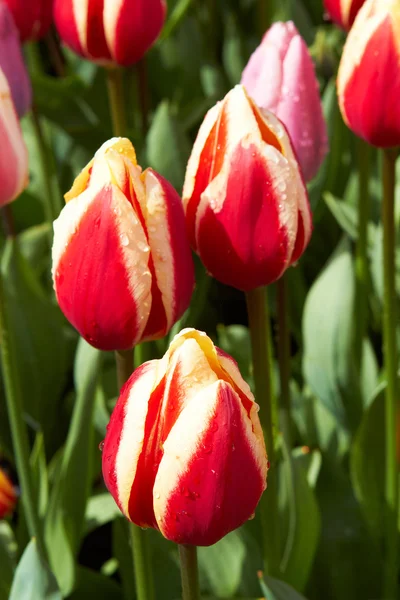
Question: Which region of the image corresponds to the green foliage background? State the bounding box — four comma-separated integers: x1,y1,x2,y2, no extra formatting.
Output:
1,0,399,598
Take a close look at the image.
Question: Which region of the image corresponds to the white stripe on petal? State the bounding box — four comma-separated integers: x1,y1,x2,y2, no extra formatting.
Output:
103,0,125,59
72,0,89,53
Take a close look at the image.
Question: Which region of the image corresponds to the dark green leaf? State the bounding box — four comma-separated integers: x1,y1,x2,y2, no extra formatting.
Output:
259,574,308,600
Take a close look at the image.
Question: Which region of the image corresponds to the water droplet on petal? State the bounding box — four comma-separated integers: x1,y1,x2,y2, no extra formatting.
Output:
120,233,129,246
99,441,105,452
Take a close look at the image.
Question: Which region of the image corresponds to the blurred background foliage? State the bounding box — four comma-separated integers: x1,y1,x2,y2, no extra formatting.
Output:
0,0,398,598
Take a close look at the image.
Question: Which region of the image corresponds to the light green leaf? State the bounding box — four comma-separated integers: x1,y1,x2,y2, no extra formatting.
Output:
85,493,121,535
0,522,17,600
259,574,308,600
9,539,61,600
303,241,358,429
146,101,191,191
324,193,358,240
45,339,102,595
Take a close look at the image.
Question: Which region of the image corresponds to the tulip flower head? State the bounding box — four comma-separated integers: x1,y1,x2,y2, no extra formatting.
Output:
52,138,194,352
324,0,366,30
183,85,312,292
102,328,268,546
337,0,400,147
0,68,29,207
54,0,167,66
241,21,328,182
0,2,31,117
2,0,53,42
0,466,17,519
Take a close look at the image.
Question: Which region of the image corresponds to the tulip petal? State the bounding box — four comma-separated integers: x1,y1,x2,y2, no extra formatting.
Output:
153,380,268,546
195,137,298,290
102,361,159,519
52,183,152,350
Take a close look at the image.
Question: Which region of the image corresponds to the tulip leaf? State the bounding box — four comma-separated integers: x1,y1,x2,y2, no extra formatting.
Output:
259,574,308,600
302,241,358,430
279,450,321,591
30,432,49,520
84,493,121,535
0,238,68,453
161,0,193,40
9,539,61,600
45,339,102,595
324,193,358,240
146,100,192,191
350,380,400,543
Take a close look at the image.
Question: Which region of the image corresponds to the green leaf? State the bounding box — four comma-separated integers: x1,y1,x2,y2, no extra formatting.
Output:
259,574,308,600
30,433,49,519
350,381,397,542
161,0,193,40
146,100,191,191
279,451,321,591
9,539,61,600
324,193,358,240
85,493,121,535
45,339,102,595
303,241,358,429
1,239,68,451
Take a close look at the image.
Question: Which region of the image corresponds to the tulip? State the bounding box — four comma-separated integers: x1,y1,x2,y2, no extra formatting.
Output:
2,0,53,42
0,68,29,207
54,0,166,67
0,467,17,519
102,328,268,546
182,85,312,292
324,0,366,30
337,0,400,147
240,21,328,182
52,138,194,352
0,2,31,117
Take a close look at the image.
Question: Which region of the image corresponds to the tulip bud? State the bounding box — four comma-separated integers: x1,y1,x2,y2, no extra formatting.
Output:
337,0,400,147
54,0,166,67
52,138,194,351
183,85,312,292
2,0,53,42
324,0,366,30
0,68,29,207
102,328,268,546
0,466,17,519
241,21,328,182
0,2,31,117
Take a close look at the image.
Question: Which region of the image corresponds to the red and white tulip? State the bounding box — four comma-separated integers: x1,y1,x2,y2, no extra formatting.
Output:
183,85,312,291
54,0,166,66
102,328,268,546
324,0,366,30
338,0,400,147
2,0,54,42
52,138,194,351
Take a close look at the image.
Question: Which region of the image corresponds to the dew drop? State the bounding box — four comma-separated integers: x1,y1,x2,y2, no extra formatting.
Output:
155,492,160,499
98,440,105,452
120,233,129,246
248,512,255,521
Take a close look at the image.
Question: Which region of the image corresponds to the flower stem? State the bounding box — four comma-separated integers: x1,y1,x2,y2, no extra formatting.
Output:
114,349,154,600
106,67,127,137
354,139,370,378
246,287,280,575
381,148,399,599
0,239,45,557
179,545,200,600
136,58,149,136
277,276,291,450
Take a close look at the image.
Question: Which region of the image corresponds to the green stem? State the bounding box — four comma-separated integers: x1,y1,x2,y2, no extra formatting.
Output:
382,148,399,599
136,58,149,137
354,139,370,376
246,287,280,575
106,67,127,137
114,349,154,600
277,276,291,450
0,239,45,557
179,545,200,600
1,205,15,238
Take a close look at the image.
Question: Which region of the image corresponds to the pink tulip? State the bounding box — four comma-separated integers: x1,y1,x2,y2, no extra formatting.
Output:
0,68,29,207
0,2,31,117
241,21,328,182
